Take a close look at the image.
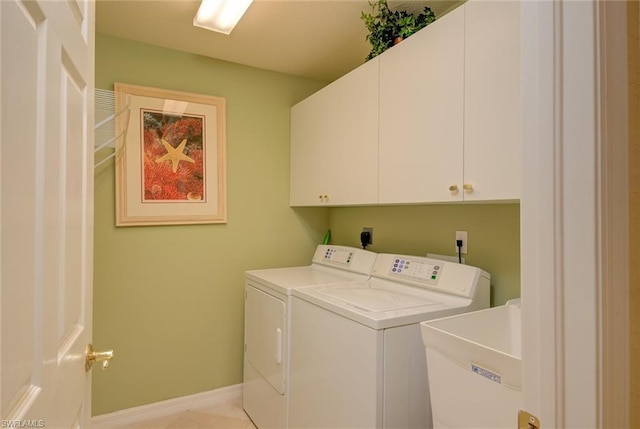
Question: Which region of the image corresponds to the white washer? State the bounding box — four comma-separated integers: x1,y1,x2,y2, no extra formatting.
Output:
289,253,490,429
243,245,377,429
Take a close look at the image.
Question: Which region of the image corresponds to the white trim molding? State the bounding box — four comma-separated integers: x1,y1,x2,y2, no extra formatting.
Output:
520,0,564,423
521,0,630,427
90,384,243,429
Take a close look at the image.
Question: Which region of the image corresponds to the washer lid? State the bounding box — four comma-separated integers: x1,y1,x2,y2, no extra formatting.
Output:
293,279,477,329
315,283,439,312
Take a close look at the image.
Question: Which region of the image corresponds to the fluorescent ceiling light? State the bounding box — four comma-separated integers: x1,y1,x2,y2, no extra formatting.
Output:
193,0,254,35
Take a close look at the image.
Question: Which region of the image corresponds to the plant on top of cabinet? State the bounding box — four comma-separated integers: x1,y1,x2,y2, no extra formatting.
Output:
361,0,436,60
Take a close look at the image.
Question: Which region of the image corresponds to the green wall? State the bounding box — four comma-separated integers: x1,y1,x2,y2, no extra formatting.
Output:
329,204,520,307
93,34,328,415
93,33,521,416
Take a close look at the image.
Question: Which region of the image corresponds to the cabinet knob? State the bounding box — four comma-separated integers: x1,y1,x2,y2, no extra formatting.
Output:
318,194,329,202
463,184,474,193
449,185,459,194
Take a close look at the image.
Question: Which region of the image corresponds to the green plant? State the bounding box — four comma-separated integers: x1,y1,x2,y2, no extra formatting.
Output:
361,0,436,61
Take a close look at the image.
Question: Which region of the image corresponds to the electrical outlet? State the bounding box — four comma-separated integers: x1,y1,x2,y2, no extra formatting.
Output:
455,231,468,254
362,227,373,245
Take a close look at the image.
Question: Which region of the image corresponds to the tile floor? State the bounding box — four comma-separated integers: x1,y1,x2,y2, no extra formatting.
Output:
118,396,256,429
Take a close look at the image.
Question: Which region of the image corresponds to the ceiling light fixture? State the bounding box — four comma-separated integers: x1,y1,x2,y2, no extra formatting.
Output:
193,0,254,35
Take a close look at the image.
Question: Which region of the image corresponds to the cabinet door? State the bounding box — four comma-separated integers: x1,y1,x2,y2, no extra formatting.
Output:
463,0,521,201
290,58,379,206
291,90,329,206
378,6,465,204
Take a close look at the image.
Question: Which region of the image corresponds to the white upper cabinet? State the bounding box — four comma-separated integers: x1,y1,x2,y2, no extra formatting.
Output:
378,5,465,204
290,57,379,206
463,0,521,201
289,0,521,207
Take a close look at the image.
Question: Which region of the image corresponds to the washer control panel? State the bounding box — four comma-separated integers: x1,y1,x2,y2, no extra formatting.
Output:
390,258,441,282
372,253,488,298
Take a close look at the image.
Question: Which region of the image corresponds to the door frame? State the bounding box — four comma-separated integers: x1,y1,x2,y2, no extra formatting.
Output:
521,0,629,427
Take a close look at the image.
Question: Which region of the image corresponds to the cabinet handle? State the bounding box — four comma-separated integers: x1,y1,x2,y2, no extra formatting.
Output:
449,185,459,194
318,194,329,202
463,184,474,193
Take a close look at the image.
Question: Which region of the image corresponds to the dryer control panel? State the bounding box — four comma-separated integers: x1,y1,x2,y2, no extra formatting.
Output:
322,247,354,265
311,245,377,275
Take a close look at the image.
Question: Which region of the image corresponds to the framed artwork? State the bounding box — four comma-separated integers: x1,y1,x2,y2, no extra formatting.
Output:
114,83,227,226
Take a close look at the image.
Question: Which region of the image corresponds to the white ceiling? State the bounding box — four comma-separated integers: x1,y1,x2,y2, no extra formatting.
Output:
96,0,462,82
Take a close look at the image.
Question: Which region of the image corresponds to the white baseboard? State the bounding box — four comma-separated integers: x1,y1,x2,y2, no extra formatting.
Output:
91,383,243,428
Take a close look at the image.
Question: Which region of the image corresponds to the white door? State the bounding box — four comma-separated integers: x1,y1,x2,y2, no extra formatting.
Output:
521,0,629,427
1,1,97,427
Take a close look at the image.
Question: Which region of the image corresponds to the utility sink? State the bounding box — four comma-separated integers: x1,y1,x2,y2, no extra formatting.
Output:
420,301,521,428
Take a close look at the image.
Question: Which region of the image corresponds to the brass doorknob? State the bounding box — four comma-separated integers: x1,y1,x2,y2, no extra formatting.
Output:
449,184,459,193
463,184,474,192
85,344,113,371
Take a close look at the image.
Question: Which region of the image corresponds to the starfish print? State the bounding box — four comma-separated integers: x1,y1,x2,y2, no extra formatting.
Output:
156,138,195,173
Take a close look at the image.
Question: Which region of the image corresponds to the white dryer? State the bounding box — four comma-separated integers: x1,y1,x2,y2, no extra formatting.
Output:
289,253,490,429
243,245,377,429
